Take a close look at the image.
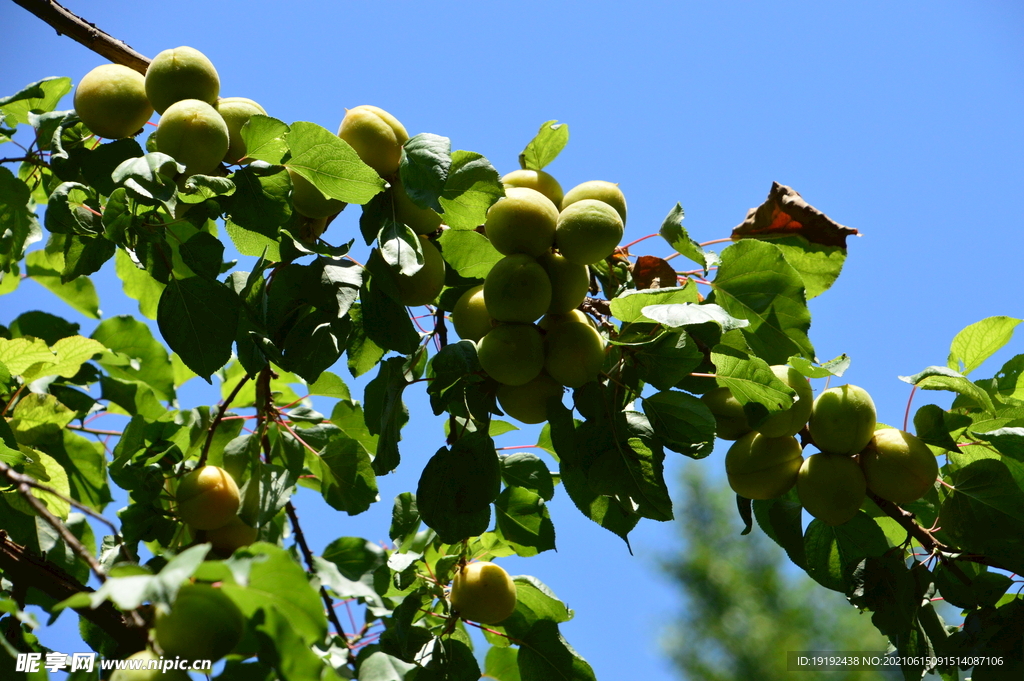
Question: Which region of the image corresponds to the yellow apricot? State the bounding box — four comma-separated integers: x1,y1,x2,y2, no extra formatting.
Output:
452,285,494,342
755,365,814,438
155,99,229,176
217,96,266,163
537,251,589,314
544,320,606,388
484,187,558,257
477,323,544,386
483,254,552,323
145,46,220,114
561,180,627,224
450,561,517,624
337,105,409,177
502,169,564,207
288,168,346,219
393,180,442,235
393,237,445,307
176,465,240,530
74,64,153,139
555,199,624,265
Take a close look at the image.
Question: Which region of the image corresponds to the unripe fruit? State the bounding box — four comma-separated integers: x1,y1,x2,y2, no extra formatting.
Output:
74,64,153,139
701,387,752,441
544,321,606,388
176,465,240,530
145,46,220,114
725,432,803,499
485,187,558,257
206,515,258,556
155,584,243,662
808,384,877,455
450,561,518,625
537,309,591,331
394,237,445,307
859,428,939,504
288,168,346,219
477,323,544,386
561,180,627,225
537,251,589,314
155,99,229,176
502,168,564,207
756,365,814,438
555,199,624,265
497,373,564,424
110,650,190,681
483,254,552,323
452,285,493,342
337,105,409,177
217,96,266,163
797,453,866,526
393,181,442,235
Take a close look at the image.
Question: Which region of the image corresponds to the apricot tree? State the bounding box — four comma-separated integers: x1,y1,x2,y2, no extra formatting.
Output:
1,3,1022,680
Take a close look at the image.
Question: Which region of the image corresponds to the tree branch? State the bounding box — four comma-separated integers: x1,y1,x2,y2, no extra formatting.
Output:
10,0,151,73
0,531,148,658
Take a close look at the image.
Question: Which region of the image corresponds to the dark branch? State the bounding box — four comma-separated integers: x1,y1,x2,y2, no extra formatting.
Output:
10,0,151,73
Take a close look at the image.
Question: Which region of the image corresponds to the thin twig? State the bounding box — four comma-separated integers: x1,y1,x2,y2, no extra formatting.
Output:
10,0,151,73
198,374,251,468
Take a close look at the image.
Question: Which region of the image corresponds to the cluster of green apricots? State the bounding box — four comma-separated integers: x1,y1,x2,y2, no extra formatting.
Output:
451,175,626,424
702,369,940,525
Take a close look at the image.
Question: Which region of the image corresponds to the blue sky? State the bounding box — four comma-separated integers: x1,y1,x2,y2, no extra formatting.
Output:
2,1,1023,679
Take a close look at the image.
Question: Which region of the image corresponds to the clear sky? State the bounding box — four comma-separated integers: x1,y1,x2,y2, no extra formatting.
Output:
2,1,1023,679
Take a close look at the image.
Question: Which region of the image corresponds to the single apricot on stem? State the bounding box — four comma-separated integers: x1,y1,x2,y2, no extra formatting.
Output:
701,386,752,441
483,254,552,323
155,99,229,176
797,452,867,526
859,428,939,504
206,515,258,556
477,323,545,386
561,180,627,224
450,561,518,625
555,199,624,265
74,64,153,139
484,187,558,257
502,168,564,207
807,384,877,455
725,431,803,499
452,285,494,342
497,373,564,424
755,365,814,438
176,465,240,530
155,584,243,662
145,46,220,114
337,105,409,177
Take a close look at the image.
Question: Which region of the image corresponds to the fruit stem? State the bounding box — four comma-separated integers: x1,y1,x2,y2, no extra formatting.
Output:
621,233,660,250
903,385,916,432
66,423,123,436
699,237,733,247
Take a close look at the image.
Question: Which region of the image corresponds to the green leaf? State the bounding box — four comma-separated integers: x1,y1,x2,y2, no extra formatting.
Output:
438,151,505,231
378,220,424,276
947,316,1021,376
389,492,420,544
803,513,890,592
710,343,796,429
437,228,502,278
178,173,236,205
249,604,341,681
315,436,380,515
633,329,705,391
971,427,1024,462
321,536,386,581
519,120,569,171
495,486,556,556
0,167,43,274
356,650,416,680
767,235,848,300
913,404,961,453
416,435,500,544
658,203,715,274
361,273,421,355
400,133,451,212
641,302,749,332
641,390,716,458
609,287,700,323
899,365,996,415
364,356,410,475
939,457,1024,575
92,316,175,400
500,453,554,501
753,491,806,568
0,77,72,126
25,250,101,318
80,138,145,197
286,121,385,204
789,353,850,378
157,276,240,380
115,248,165,319
110,153,182,211
238,115,289,164
345,304,386,378
0,336,56,376
2,448,71,519
517,620,596,681
225,164,291,246
709,239,814,365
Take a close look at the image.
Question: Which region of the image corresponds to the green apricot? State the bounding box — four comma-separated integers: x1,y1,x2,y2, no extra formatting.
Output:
217,96,266,163
74,64,153,139
808,384,877,455
393,237,446,307
544,320,606,388
155,584,243,662
485,187,558,257
477,323,544,386
145,46,220,114
393,180,443,235
555,199,624,265
484,254,552,323
155,99,229,176
452,285,494,342
288,168,346,219
701,387,752,441
725,431,803,499
536,251,589,314
337,105,409,177
796,452,866,526
110,650,190,681
205,515,258,556
756,365,814,438
561,180,627,225
501,169,564,209
538,309,591,331
859,428,939,503
497,372,564,424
